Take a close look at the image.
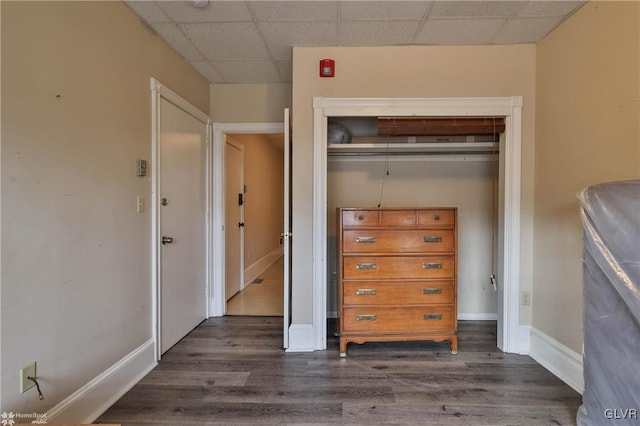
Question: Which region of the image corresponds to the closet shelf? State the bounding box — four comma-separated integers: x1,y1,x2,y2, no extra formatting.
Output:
327,142,499,156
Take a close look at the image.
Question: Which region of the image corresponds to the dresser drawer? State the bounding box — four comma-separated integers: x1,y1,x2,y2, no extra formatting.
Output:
343,256,454,280
418,209,456,227
343,280,454,306
343,230,454,254
380,210,417,227
342,306,456,332
342,210,379,227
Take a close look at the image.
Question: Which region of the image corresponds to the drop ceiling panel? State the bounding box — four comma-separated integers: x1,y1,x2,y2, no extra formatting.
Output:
154,23,204,61
340,21,422,46
213,61,283,83
125,1,170,23
276,61,292,82
260,21,338,61
517,1,585,17
430,1,524,18
340,1,431,21
181,22,271,61
248,1,338,22
417,18,505,45
494,17,563,44
157,1,253,23
190,61,225,83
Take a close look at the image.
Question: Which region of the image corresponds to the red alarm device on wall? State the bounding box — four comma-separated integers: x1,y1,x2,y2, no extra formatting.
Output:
319,59,335,77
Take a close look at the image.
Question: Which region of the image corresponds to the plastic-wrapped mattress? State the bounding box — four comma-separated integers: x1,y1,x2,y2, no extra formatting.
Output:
577,180,640,425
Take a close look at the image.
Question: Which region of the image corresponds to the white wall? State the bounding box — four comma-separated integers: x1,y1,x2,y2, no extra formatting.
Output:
534,1,639,353
210,83,291,123
327,158,498,317
1,1,209,417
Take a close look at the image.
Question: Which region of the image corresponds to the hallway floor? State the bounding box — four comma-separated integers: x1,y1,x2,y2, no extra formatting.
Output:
226,256,283,316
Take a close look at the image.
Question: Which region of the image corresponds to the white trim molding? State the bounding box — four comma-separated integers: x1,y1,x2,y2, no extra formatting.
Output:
45,339,156,424
312,97,523,353
529,327,584,394
286,324,315,352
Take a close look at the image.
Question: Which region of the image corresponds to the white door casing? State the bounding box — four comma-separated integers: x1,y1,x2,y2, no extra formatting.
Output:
311,97,524,354
224,140,244,302
151,79,210,358
283,108,292,349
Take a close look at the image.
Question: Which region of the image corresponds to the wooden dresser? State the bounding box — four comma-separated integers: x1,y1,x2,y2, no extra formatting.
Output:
337,207,458,356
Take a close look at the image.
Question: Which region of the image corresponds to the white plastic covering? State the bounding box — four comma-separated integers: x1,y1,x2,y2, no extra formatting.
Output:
577,180,640,425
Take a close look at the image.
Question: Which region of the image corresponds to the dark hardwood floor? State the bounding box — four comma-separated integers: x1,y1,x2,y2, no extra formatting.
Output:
97,317,582,425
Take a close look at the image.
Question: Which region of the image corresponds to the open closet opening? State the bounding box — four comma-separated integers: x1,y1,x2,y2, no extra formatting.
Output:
326,116,503,350
311,97,524,354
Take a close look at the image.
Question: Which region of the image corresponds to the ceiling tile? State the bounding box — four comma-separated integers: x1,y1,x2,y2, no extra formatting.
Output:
259,22,338,61
517,1,585,18
248,1,338,22
340,21,421,46
190,61,225,83
153,23,204,61
124,1,171,23
212,61,283,83
417,18,505,45
494,17,563,44
157,1,253,23
180,22,271,61
340,1,431,21
430,1,524,18
276,61,292,82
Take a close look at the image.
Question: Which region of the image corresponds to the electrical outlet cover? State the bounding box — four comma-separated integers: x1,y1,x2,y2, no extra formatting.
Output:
20,362,36,393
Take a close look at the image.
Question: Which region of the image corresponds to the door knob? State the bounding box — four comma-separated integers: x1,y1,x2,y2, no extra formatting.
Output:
161,236,174,245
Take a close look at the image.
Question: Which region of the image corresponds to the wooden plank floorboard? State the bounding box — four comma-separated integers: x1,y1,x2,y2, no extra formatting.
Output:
96,318,582,425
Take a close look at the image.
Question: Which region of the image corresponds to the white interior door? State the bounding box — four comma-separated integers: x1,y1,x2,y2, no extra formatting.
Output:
225,141,244,302
283,108,292,348
159,97,207,354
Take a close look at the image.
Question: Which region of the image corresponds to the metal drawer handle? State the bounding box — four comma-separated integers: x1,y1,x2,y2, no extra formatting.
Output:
356,314,377,321
434,215,440,220
356,236,376,243
423,313,443,320
356,263,377,270
358,215,365,221
422,262,443,269
422,288,442,295
356,288,377,296
422,236,443,243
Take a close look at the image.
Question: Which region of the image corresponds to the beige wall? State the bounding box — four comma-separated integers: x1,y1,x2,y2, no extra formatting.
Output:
327,159,498,317
1,1,209,414
534,1,640,353
292,45,536,324
210,83,291,123
227,134,284,267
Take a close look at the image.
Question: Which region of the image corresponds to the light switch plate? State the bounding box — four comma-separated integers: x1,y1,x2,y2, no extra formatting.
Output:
137,196,145,213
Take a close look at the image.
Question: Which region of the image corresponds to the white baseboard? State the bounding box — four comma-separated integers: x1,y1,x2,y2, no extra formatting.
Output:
45,339,156,424
244,246,283,287
458,313,497,321
285,324,315,352
529,327,584,394
517,325,531,354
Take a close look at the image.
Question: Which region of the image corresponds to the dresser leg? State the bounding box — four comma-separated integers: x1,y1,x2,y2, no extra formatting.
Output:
339,339,347,357
449,337,458,355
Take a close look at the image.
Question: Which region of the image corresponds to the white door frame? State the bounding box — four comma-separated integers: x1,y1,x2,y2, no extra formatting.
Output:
312,96,525,354
150,78,212,360
211,122,285,317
